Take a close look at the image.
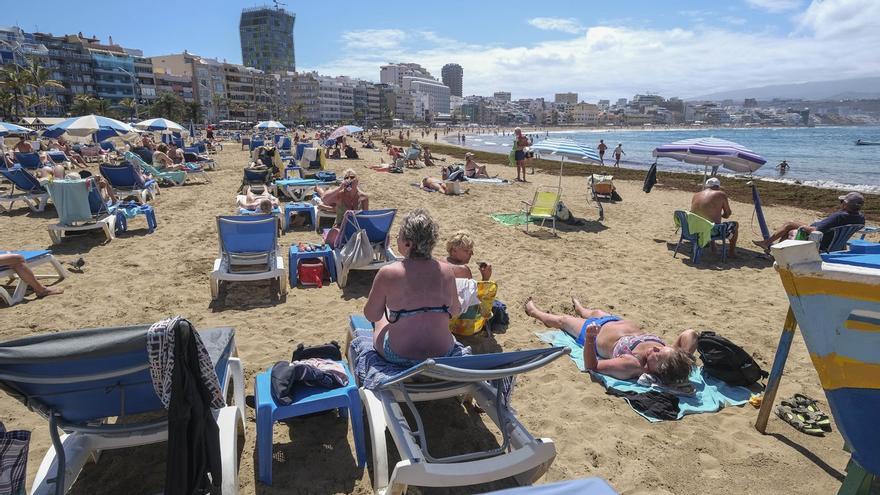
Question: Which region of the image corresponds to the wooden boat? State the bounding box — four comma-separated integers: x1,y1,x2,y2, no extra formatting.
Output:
760,240,880,493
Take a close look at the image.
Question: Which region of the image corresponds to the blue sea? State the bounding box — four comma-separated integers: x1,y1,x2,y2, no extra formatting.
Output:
445,126,880,194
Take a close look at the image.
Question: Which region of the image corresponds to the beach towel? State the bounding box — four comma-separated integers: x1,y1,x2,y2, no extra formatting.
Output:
674,211,715,248
465,177,509,185
535,330,751,422
349,327,471,389
46,179,92,224
490,213,531,226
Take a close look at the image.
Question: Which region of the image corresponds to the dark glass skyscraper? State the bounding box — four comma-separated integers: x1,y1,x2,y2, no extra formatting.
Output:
441,63,463,97
239,6,295,72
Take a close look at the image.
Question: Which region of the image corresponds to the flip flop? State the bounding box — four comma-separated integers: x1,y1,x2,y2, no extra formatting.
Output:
789,394,833,431
776,405,824,436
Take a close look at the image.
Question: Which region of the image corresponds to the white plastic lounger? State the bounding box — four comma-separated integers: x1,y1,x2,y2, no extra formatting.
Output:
349,316,569,495
0,250,66,306
46,179,118,245
0,167,51,213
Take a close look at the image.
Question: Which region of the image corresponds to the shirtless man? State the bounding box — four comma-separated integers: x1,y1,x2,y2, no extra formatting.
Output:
421,176,447,194
13,136,33,153
690,178,738,257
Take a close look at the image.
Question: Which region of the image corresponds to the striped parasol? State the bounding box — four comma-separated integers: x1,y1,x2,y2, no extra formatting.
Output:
134,117,186,134
328,125,363,140
0,122,35,137
530,138,602,187
652,137,766,173
42,114,137,143
254,120,286,130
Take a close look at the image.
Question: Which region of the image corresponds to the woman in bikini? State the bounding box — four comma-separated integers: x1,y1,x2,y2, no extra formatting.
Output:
364,209,462,366
525,297,697,384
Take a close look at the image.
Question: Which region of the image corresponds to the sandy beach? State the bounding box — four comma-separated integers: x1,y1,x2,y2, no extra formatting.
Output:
0,141,857,494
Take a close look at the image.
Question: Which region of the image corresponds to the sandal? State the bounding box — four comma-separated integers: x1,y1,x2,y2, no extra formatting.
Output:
790,394,833,431
776,405,824,436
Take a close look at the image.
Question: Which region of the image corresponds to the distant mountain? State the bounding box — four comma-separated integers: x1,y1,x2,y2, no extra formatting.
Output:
691,77,880,102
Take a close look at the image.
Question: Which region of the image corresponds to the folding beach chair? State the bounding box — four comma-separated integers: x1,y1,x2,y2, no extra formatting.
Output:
0,250,66,306
250,138,265,151
333,209,402,288
124,151,185,186
130,147,154,165
0,167,51,213
183,150,216,170
99,162,159,203
348,315,569,495
520,185,561,235
211,215,287,301
46,151,68,165
240,136,251,151
0,324,245,495
672,210,732,263
46,178,119,244
13,151,41,170
824,224,865,253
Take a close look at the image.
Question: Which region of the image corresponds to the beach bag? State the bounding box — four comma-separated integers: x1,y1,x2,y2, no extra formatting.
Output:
490,300,510,327
291,341,342,361
555,201,572,222
697,331,768,386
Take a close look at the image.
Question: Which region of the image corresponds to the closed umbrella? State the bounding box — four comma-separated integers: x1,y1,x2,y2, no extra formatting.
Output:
43,114,137,143
328,125,363,140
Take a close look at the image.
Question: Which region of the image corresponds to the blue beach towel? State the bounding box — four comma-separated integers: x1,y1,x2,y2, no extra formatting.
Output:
535,330,751,422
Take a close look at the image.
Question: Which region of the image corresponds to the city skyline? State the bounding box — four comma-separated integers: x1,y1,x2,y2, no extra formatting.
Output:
5,0,878,101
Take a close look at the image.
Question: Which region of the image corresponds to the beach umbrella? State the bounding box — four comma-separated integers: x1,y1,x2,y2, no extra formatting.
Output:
134,117,186,134
254,120,286,130
652,137,766,174
0,122,35,137
530,138,601,187
328,125,363,140
43,114,137,143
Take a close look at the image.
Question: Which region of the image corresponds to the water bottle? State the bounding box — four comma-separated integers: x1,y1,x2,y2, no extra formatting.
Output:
794,227,808,241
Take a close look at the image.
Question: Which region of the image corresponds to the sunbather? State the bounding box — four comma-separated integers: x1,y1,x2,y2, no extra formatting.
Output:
753,191,865,252
0,252,64,299
364,209,462,366
422,146,436,167
35,153,65,180
525,297,697,384
237,186,280,210
421,176,447,193
465,153,490,179
153,144,186,171
445,230,492,281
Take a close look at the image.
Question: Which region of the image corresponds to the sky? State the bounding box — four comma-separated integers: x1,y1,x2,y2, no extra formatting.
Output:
6,0,880,100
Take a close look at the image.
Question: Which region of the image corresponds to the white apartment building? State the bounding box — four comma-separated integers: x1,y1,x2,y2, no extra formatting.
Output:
317,75,355,122
379,62,433,86
570,102,600,125
402,76,450,118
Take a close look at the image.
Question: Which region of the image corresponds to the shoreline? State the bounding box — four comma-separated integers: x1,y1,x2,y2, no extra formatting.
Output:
399,138,879,221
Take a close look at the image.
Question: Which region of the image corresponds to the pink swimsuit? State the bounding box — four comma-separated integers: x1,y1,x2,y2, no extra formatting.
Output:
611,334,666,358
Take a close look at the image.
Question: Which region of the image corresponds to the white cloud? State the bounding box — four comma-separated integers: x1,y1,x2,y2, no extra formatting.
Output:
340,29,406,50
745,0,803,12
304,4,880,101
527,17,584,34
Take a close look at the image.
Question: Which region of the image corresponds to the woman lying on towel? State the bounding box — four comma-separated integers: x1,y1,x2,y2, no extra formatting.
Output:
364,209,462,367
236,186,280,211
525,297,697,384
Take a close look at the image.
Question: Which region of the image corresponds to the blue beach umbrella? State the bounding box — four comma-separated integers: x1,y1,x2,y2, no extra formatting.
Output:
43,114,136,142
134,117,186,134
328,125,363,140
0,122,35,137
254,120,286,130
531,138,602,187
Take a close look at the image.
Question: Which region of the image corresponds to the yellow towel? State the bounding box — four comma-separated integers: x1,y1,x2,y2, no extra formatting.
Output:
674,211,715,248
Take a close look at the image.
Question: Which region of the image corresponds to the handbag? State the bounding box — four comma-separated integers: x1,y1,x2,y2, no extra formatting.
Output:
335,211,375,286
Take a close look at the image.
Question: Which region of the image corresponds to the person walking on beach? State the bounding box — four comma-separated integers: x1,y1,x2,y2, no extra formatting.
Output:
597,140,607,165
434,131,438,142
613,143,625,168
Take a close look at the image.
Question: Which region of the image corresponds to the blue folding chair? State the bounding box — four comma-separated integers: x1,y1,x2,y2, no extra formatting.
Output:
47,151,68,164
824,224,866,253
254,360,365,485
333,209,401,287
99,162,159,203
672,210,731,263
98,141,116,153
0,324,245,495
13,151,41,170
241,167,272,193
211,215,287,301
0,167,50,212
294,142,312,161
130,147,154,165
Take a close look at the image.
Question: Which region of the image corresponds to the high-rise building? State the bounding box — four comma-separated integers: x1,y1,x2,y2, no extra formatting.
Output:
441,63,463,97
239,5,296,73
555,92,578,105
379,63,433,87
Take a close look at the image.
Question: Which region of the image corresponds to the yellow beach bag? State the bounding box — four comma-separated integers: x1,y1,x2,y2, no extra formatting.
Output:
450,281,498,337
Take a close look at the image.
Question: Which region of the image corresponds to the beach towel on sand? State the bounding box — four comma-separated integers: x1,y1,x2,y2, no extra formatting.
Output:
535,330,751,422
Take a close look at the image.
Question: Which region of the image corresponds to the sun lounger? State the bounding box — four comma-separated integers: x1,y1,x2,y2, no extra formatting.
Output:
0,167,51,213
99,162,159,203
272,178,318,202
183,150,216,170
211,215,287,301
46,178,119,244
348,315,568,494
0,250,66,306
332,209,402,288
0,324,245,494
124,151,186,186
520,186,561,235
482,477,618,494
13,151,41,170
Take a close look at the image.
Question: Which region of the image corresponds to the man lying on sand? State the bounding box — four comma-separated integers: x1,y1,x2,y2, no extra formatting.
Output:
753,191,865,252
421,176,447,194
525,297,697,384
691,178,738,257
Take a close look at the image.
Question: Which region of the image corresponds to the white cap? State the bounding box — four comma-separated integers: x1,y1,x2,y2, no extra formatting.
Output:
705,178,721,189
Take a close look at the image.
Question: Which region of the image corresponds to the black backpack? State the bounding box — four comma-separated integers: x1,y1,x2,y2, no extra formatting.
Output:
291,341,342,362
697,331,768,387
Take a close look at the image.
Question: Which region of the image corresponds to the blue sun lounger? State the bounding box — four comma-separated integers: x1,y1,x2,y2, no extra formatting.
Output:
0,324,245,495
99,162,158,203
210,215,287,301
0,166,51,213
348,315,569,494
0,250,66,306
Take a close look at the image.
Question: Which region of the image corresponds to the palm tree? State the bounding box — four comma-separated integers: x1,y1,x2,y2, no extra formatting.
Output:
118,98,139,120
150,92,186,121
23,93,42,115
0,91,15,120
70,94,97,116
0,66,30,119
24,58,63,98
186,101,202,124
94,98,112,116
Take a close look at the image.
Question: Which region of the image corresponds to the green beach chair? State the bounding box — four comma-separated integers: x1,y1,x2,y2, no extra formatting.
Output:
520,185,561,235
124,151,186,186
